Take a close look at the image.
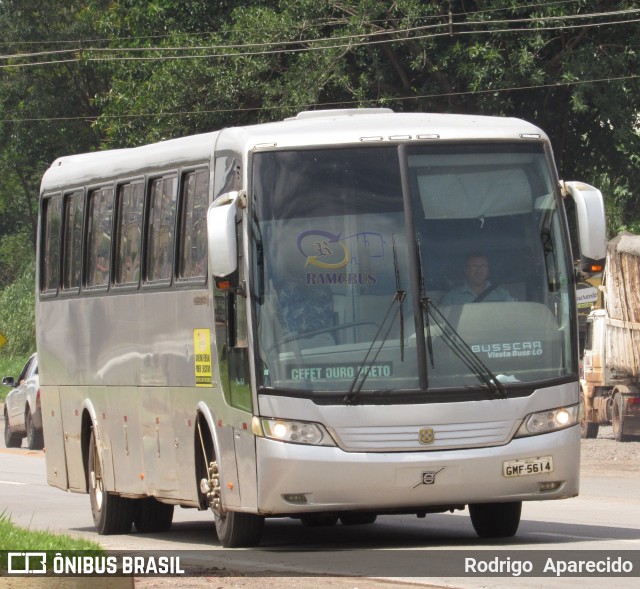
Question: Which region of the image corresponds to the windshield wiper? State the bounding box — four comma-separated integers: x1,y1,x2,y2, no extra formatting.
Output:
421,298,507,399
343,235,406,405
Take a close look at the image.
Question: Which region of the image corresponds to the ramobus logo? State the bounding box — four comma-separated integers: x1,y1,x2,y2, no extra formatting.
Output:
471,341,543,358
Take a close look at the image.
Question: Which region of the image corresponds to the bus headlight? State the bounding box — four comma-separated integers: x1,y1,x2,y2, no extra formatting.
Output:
515,404,579,437
254,417,336,446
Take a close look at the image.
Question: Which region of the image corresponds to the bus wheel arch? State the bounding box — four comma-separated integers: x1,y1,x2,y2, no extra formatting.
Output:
81,410,94,492
194,411,216,510
87,425,134,534
194,409,264,547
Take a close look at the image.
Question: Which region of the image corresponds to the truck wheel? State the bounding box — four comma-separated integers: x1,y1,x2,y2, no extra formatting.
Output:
579,393,599,439
612,394,630,442
88,430,134,534
469,502,521,538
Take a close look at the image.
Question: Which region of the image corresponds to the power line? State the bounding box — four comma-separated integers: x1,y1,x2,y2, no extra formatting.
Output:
0,0,593,50
2,73,638,124
1,11,638,70
1,6,638,67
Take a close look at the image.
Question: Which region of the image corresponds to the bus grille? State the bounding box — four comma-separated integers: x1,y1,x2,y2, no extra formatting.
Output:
329,419,516,452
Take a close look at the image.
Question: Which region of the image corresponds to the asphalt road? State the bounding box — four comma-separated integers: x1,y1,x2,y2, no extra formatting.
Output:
1,429,639,589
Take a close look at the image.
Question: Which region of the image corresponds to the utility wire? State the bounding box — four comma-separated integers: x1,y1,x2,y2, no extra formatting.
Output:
0,6,638,65
0,0,601,49
1,12,638,69
2,73,638,124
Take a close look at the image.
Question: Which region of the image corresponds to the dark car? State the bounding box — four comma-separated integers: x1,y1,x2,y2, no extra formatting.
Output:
2,353,43,450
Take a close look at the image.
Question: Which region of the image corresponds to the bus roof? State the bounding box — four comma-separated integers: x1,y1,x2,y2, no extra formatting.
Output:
40,110,549,193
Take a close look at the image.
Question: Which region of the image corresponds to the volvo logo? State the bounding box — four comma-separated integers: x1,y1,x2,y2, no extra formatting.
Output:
413,467,445,488
418,427,435,444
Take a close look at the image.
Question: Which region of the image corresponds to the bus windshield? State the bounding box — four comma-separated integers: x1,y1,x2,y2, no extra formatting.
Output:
252,143,574,398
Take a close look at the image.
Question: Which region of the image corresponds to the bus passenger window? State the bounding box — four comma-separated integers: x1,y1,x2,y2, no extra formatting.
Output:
86,188,113,288
41,195,62,294
61,191,84,292
115,182,143,286
147,176,177,283
179,169,209,280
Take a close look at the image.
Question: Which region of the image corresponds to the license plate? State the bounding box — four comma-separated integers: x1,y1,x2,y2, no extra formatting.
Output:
503,456,553,477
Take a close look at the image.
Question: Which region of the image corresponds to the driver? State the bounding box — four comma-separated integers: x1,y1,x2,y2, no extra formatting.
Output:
440,253,513,305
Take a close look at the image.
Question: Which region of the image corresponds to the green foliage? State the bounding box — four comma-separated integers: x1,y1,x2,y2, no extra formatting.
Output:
0,511,103,553
1,0,640,268
0,355,31,402
0,232,34,287
84,0,640,237
0,262,36,357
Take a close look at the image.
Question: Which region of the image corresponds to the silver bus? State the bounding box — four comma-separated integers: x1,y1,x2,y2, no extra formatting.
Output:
37,109,606,547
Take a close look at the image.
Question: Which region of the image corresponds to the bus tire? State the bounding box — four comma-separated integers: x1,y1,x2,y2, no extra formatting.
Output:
88,430,134,534
214,510,264,548
612,394,630,442
469,501,521,538
4,408,22,448
133,497,174,533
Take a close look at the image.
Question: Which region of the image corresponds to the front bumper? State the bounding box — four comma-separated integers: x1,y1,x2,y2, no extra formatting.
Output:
255,426,580,514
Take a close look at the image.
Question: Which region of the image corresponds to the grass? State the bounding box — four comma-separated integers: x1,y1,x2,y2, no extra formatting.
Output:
0,512,103,551
0,353,31,402
0,511,103,571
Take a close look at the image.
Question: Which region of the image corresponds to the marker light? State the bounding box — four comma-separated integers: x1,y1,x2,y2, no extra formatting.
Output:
258,418,336,446
515,404,579,437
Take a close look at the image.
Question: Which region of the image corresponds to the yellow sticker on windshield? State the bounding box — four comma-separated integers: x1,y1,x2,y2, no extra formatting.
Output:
194,329,213,387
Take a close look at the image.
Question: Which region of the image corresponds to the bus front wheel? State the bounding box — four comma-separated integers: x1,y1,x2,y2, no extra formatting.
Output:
88,430,134,534
469,501,521,538
214,510,265,548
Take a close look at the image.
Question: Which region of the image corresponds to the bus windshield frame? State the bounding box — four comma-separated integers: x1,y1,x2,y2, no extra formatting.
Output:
250,142,576,402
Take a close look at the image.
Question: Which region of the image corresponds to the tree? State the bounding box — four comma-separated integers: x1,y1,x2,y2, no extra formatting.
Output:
1,0,639,236
0,0,109,250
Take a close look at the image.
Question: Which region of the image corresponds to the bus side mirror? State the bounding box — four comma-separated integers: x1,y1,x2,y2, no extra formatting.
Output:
562,181,607,275
207,192,238,280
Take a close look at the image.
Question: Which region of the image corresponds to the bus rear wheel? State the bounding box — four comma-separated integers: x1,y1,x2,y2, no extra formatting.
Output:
469,501,521,538
88,430,134,534
133,497,174,533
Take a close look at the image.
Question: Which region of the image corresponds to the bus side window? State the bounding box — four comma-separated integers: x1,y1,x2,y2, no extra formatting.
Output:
41,194,62,295
114,182,143,286
178,169,208,281
61,190,84,292
86,187,114,288
216,222,251,412
147,176,177,283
